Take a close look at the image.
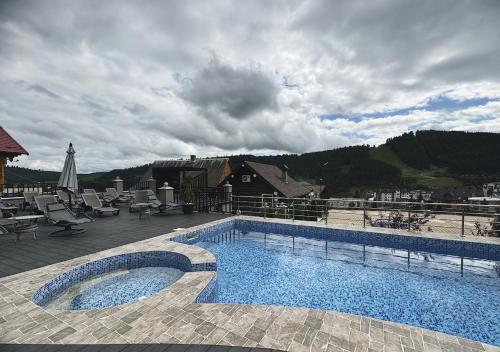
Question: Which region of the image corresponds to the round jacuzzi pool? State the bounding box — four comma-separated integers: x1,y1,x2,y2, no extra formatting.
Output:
33,251,191,310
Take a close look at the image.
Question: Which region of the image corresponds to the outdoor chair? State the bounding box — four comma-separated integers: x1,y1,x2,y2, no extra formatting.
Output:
83,189,97,194
146,190,182,215
82,193,120,217
22,191,39,210
0,199,18,218
0,216,38,240
56,190,83,206
46,203,92,236
129,190,152,219
105,187,131,203
33,195,58,217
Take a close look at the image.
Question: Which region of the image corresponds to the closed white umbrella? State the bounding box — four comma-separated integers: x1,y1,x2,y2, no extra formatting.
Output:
57,143,78,207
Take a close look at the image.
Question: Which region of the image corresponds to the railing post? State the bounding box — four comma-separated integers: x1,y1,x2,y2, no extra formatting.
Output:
408,204,411,232
325,202,328,225
461,207,465,237
363,202,366,228
292,202,295,222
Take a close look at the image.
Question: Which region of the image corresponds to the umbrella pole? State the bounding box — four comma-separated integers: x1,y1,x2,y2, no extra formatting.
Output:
68,192,72,210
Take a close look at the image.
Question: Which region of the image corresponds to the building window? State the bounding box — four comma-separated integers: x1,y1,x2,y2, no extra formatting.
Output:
242,175,251,183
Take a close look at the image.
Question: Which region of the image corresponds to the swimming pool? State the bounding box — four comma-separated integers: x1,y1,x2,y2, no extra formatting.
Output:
173,219,500,346
33,251,213,310
44,266,184,310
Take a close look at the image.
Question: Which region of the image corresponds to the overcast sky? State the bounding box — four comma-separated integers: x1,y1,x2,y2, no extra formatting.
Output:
1,0,499,173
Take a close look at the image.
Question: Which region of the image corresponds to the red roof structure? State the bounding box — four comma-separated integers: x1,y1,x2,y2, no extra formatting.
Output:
0,127,28,157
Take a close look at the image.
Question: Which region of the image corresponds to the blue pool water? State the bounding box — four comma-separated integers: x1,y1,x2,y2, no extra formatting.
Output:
46,267,184,310
195,231,500,346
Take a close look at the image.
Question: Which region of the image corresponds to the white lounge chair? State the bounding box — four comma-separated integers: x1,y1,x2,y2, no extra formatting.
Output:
146,190,182,215
82,193,120,217
22,191,38,210
56,190,82,206
105,187,131,203
34,195,58,217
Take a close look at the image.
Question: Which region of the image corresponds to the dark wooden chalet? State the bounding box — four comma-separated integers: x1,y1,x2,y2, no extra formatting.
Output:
150,156,231,189
225,161,312,198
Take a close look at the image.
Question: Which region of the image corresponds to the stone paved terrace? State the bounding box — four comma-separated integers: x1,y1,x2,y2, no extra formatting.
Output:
0,207,229,278
0,345,280,352
1,214,499,352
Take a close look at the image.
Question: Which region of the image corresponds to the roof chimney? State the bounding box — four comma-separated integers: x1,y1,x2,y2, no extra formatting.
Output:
190,155,196,162
281,164,289,183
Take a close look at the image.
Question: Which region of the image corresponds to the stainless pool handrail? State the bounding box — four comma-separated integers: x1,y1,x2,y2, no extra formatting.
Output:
231,195,500,238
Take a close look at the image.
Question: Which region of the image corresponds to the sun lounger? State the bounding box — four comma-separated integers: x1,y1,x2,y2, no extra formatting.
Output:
22,191,39,210
46,203,92,236
105,188,131,203
146,190,181,214
56,189,82,205
33,195,58,216
0,219,11,235
82,193,120,216
82,188,116,206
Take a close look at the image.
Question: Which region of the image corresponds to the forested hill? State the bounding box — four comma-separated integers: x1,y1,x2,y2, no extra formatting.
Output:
385,130,500,175
229,130,500,195
5,130,500,196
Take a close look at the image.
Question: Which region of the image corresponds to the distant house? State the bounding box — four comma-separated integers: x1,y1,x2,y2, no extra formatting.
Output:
431,186,478,203
0,127,29,188
150,155,231,189
225,161,312,198
377,188,432,202
379,190,394,202
482,182,500,197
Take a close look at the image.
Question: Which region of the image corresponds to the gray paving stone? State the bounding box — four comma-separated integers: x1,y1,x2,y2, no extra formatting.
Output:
47,326,77,342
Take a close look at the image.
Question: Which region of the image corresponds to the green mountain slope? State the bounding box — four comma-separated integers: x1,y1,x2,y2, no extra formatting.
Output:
369,145,462,188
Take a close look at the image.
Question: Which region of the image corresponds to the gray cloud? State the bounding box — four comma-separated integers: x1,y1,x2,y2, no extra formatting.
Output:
124,103,147,115
0,0,498,172
28,84,60,99
179,58,279,119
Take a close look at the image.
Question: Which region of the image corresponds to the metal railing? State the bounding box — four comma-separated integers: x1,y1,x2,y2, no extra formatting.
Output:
174,188,231,213
0,183,58,197
232,195,500,238
1,182,114,196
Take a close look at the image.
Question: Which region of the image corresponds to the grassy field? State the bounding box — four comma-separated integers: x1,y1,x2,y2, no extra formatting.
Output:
369,145,462,188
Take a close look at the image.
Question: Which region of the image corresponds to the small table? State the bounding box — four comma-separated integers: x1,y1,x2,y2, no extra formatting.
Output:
9,215,44,240
130,203,151,220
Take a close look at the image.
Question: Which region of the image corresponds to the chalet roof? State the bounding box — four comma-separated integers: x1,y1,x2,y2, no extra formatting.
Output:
0,127,28,157
245,161,310,198
298,181,326,196
152,158,230,187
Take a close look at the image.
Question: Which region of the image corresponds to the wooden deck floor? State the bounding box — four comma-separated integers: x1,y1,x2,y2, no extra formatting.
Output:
0,208,229,278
